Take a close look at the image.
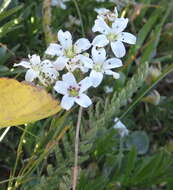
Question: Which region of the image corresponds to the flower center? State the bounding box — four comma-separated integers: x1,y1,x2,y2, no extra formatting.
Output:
64,47,75,59
106,33,117,42
68,85,80,97
93,63,103,72
32,64,41,71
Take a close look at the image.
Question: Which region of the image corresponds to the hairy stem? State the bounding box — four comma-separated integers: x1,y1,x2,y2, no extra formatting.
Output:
42,0,55,44
72,106,83,190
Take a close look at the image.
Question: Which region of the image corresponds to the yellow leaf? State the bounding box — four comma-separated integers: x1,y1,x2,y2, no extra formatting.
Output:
0,78,61,127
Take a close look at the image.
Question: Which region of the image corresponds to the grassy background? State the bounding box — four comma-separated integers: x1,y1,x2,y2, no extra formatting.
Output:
0,0,173,189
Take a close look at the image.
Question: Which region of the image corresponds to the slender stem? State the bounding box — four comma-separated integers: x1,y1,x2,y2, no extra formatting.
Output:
0,126,10,142
72,106,83,190
72,0,85,37
42,0,54,44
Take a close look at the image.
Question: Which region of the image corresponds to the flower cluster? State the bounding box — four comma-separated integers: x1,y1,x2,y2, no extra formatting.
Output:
92,7,136,58
14,7,136,110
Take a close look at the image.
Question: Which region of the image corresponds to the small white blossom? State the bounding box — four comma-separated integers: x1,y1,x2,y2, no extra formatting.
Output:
113,118,129,137
65,15,81,28
104,85,113,93
92,17,136,58
51,0,69,9
54,72,92,110
45,30,91,72
94,7,118,22
14,54,58,86
76,53,90,73
80,47,122,87
39,65,59,86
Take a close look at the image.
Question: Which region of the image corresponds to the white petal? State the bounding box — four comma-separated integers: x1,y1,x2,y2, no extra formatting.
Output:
66,63,78,72
104,58,122,69
42,67,58,79
51,0,66,8
77,54,93,69
42,59,52,65
111,41,126,58
74,38,91,54
80,66,89,73
92,34,109,47
61,95,75,110
90,70,103,87
54,81,68,95
113,118,129,137
14,61,31,69
41,60,54,70
94,8,109,15
25,69,38,82
112,18,128,34
119,32,136,44
45,43,63,56
53,56,68,71
62,72,77,85
75,93,92,108
114,7,118,18
104,70,120,79
92,47,106,63
79,77,92,93
58,29,72,49
29,54,41,65
51,0,57,6
92,18,110,34
70,56,79,65
59,1,67,9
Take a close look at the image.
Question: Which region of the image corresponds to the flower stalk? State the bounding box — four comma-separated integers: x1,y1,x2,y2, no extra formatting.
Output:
72,106,83,190
42,0,55,44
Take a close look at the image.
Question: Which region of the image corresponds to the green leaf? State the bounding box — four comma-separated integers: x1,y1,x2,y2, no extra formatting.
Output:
0,4,23,22
0,18,22,38
125,7,163,66
124,147,137,178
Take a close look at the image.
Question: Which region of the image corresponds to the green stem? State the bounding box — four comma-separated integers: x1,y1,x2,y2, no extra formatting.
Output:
72,106,83,190
72,0,85,37
42,0,54,44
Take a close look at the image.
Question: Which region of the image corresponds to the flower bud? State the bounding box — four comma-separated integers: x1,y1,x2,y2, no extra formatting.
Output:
142,90,160,105
146,65,161,85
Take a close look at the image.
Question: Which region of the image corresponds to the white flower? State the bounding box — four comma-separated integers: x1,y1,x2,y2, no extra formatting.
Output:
75,53,90,73
94,7,118,22
54,72,92,110
113,118,129,137
45,30,91,72
80,47,122,87
65,15,81,28
51,0,69,9
104,85,113,93
39,62,59,86
92,17,136,58
14,54,58,86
